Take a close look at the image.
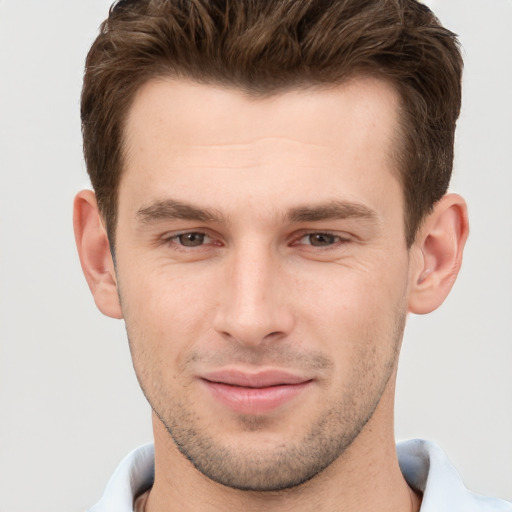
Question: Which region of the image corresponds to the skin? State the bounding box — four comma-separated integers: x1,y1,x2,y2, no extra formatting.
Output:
74,76,468,511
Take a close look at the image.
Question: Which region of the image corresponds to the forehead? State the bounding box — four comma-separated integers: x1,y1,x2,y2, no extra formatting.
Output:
124,75,401,151
120,76,403,220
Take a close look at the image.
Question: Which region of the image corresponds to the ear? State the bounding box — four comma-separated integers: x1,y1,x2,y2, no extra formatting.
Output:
408,193,469,315
73,190,123,319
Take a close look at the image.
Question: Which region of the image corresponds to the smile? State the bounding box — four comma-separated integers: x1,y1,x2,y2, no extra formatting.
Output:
200,369,313,415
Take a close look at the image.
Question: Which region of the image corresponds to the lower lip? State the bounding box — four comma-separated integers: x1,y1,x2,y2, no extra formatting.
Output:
202,380,312,415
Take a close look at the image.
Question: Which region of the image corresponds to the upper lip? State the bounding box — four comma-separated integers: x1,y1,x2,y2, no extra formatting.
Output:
201,369,312,388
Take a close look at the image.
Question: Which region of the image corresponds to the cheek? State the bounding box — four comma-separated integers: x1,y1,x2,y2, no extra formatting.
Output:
292,259,408,357
123,259,216,316
294,258,404,316
119,262,222,361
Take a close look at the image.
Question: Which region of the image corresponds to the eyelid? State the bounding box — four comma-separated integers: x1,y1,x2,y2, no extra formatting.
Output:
156,228,352,251
291,230,351,245
159,229,218,249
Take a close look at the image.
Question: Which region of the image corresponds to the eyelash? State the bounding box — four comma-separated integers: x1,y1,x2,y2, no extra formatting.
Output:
161,231,216,250
293,232,350,248
160,230,350,251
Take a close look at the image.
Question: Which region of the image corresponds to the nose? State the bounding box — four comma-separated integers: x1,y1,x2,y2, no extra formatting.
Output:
213,242,295,347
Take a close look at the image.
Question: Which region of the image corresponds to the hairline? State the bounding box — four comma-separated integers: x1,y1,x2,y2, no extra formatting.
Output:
105,71,416,251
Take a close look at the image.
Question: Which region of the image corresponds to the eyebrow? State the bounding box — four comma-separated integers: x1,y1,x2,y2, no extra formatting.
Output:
136,199,223,223
286,201,378,223
136,198,378,225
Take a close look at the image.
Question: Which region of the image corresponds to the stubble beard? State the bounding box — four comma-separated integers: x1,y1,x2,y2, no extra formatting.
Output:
152,382,390,491
128,308,406,493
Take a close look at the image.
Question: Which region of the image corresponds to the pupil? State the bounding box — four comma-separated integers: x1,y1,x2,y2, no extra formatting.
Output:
179,233,204,246
310,233,335,246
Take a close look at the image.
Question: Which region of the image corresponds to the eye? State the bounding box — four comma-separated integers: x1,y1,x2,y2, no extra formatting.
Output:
175,232,210,247
299,233,343,247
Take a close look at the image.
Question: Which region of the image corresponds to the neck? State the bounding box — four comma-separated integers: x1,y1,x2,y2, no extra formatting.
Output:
145,381,421,512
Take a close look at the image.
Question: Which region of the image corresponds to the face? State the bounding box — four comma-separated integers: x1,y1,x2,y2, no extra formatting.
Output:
114,77,413,491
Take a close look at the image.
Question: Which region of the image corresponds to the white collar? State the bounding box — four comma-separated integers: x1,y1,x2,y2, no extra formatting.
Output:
88,439,511,511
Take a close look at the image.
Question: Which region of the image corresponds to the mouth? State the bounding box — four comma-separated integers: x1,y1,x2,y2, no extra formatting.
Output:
200,369,314,415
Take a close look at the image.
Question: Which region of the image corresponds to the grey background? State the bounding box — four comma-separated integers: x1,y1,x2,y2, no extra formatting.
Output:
0,1,511,510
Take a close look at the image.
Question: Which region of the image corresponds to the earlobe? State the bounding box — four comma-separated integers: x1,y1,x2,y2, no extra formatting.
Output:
408,194,469,315
73,190,123,319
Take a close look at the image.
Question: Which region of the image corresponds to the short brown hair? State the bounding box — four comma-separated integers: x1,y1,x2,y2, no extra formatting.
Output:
81,0,463,247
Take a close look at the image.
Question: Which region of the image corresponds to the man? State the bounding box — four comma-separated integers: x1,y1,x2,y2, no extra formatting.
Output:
73,0,511,510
